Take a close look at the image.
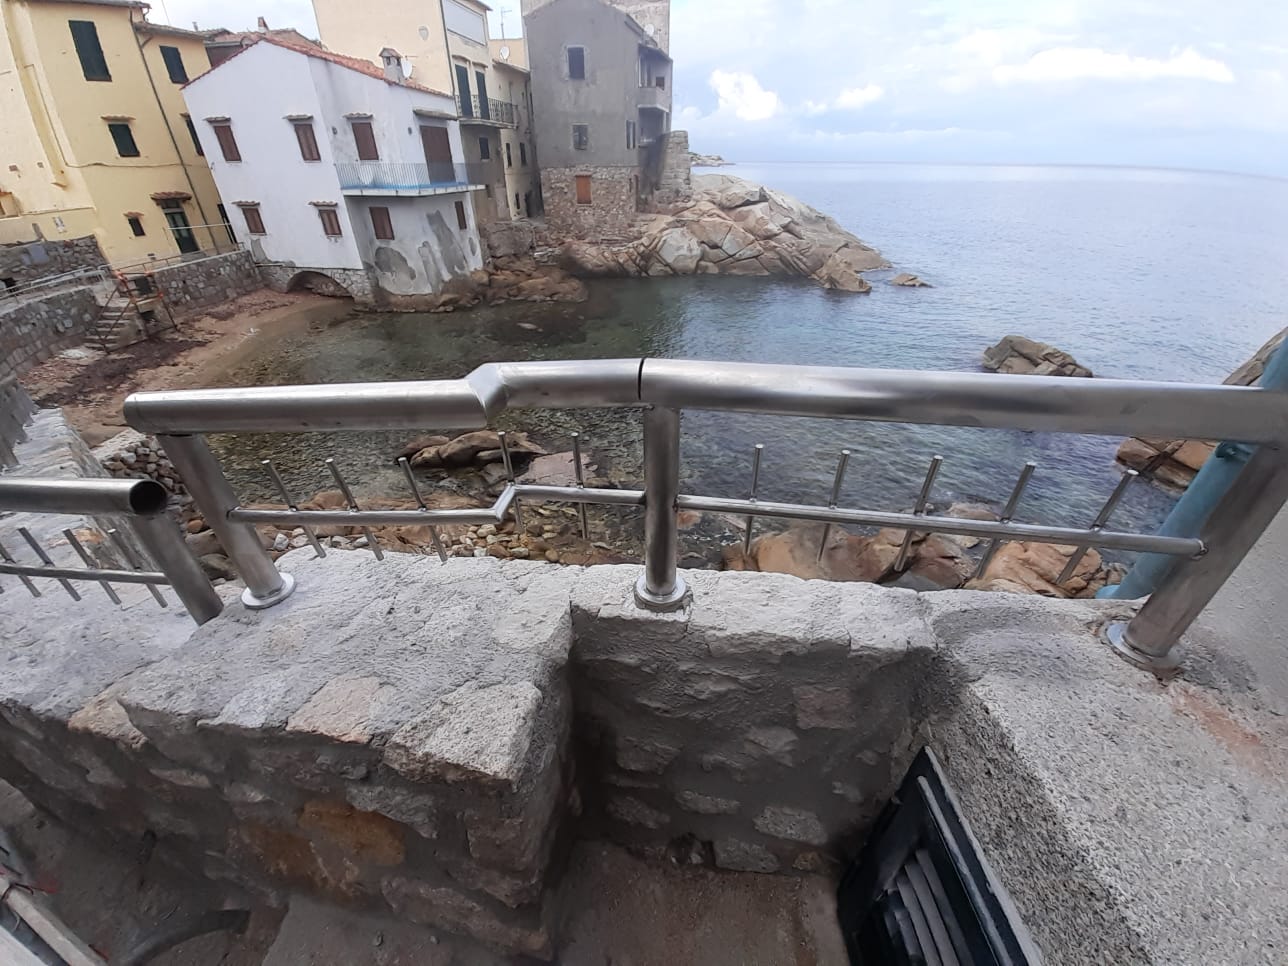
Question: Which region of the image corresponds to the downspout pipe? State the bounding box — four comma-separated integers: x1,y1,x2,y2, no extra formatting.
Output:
1103,338,1288,600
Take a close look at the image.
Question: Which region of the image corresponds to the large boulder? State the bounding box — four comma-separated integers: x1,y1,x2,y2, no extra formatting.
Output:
965,542,1117,599
652,227,702,274
694,174,765,209
481,220,535,259
814,247,875,293
982,335,1093,378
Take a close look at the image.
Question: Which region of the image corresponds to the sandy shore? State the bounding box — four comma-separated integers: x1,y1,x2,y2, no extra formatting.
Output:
21,291,351,445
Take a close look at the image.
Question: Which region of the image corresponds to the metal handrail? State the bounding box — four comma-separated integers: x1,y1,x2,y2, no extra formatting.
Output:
335,161,485,191
454,94,517,126
123,358,1288,670
0,477,222,624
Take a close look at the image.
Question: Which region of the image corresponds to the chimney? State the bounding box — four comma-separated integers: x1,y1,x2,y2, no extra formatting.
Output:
379,48,404,83
256,16,268,32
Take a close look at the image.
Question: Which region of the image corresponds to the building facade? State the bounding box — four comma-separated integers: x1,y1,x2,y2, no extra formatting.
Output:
311,0,539,224
0,0,228,263
524,0,671,237
181,37,485,305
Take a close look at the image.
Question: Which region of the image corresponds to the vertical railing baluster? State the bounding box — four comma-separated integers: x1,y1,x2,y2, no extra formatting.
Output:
634,407,687,611
895,456,944,572
326,457,383,561
973,461,1036,579
571,432,589,540
742,444,764,555
817,449,852,561
0,537,41,597
263,459,325,558
108,528,167,608
17,527,80,600
497,431,525,533
399,456,448,564
63,528,121,604
1058,469,1137,584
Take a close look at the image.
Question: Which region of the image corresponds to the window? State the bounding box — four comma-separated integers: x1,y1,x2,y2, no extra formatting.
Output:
626,120,636,150
575,174,592,205
351,120,378,161
107,122,139,157
183,115,203,156
126,215,145,237
294,121,320,161
69,21,110,81
238,203,266,234
478,136,490,160
317,207,342,237
160,45,188,84
211,123,241,161
454,200,467,230
573,124,589,150
369,205,394,240
567,46,585,80
520,142,528,166
514,192,520,214
505,142,512,168
217,203,236,243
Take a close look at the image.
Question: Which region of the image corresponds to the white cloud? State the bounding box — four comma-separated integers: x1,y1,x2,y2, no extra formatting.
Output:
835,84,885,110
708,69,781,121
994,46,1235,85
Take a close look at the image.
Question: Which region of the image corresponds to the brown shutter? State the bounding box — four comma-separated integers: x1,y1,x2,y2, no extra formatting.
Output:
352,121,379,161
369,206,394,240
454,201,467,230
242,205,265,234
213,124,241,162
318,208,342,236
294,122,321,161
575,175,592,205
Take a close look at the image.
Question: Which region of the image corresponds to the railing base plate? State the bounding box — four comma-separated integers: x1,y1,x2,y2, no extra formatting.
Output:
241,572,296,611
1101,620,1182,677
633,573,689,613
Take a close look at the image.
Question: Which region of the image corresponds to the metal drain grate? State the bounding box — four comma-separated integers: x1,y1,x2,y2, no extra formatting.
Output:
838,749,1039,965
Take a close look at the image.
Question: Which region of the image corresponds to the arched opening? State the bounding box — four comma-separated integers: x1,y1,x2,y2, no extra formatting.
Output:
285,270,353,299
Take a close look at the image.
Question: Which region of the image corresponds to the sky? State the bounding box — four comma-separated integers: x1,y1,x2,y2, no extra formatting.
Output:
154,0,1288,176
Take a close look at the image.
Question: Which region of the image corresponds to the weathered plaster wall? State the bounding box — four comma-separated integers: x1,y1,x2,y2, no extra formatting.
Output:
647,130,692,208
0,286,98,382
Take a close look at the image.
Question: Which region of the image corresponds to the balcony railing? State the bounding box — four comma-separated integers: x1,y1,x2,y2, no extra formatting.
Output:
121,358,1288,674
335,162,486,193
638,83,668,111
455,95,517,126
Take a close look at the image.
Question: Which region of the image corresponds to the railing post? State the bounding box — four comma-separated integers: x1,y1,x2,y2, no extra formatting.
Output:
1104,443,1288,673
158,433,295,610
634,406,688,611
132,514,223,624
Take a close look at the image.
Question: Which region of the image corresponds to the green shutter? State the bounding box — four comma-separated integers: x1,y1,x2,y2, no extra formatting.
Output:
69,20,110,81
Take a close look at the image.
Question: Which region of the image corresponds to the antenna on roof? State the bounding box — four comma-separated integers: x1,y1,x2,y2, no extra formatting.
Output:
498,5,512,37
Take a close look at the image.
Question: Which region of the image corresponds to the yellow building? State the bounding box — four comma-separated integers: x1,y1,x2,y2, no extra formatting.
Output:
0,0,227,264
312,0,539,222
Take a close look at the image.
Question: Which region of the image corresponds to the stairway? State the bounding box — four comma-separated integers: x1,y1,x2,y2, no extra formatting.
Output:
90,275,173,352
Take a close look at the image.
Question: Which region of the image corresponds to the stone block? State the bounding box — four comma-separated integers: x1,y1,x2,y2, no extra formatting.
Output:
606,795,670,829
287,675,385,744
793,685,858,730
615,735,681,773
382,875,551,957
754,806,828,845
713,838,779,873
676,790,740,815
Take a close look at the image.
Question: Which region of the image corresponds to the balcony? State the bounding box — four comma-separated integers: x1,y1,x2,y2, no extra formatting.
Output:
455,94,517,127
637,82,668,112
335,161,487,197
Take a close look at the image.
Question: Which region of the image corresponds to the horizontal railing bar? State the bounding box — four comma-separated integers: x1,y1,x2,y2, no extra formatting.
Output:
230,508,499,527
640,359,1288,444
0,562,167,585
675,494,1205,556
0,478,169,517
513,484,645,506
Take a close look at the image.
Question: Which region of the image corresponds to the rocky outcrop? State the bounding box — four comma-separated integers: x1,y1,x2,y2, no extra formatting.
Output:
400,429,546,470
891,273,930,288
689,152,733,167
1117,326,1286,489
426,257,587,313
966,542,1124,599
480,220,536,258
558,174,889,293
982,335,1093,377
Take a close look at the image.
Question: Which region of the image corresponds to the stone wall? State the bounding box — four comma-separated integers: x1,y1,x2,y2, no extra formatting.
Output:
0,235,104,290
647,130,693,209
149,251,263,311
0,286,98,383
259,263,375,306
540,166,639,239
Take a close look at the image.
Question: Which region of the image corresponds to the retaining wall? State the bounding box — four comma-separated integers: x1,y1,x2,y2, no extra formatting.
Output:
0,235,104,289
0,286,98,383
149,251,263,311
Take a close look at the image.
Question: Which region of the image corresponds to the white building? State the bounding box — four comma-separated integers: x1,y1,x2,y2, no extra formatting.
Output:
181,37,485,306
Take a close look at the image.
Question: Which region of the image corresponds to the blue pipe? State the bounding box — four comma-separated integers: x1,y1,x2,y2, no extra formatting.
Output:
1102,338,1288,599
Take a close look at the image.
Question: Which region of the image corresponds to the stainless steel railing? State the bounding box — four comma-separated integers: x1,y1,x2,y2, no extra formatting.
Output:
0,477,222,625
122,358,1288,671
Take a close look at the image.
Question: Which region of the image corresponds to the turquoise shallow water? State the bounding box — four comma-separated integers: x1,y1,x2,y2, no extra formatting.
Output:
213,163,1288,557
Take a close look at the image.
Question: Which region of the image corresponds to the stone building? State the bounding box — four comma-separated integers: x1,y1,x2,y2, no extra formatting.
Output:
310,0,539,225
524,0,674,237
